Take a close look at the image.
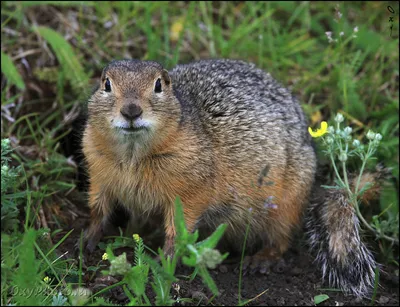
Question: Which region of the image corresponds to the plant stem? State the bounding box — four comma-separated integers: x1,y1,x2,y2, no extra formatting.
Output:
342,160,352,198
341,142,352,198
354,198,399,245
349,141,398,245
238,214,251,305
330,152,346,188
355,141,371,195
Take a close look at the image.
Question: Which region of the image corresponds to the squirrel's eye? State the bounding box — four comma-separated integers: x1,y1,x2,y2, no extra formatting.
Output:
105,78,111,92
154,78,162,93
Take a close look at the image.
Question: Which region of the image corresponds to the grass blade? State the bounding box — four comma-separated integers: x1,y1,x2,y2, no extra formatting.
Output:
1,51,25,90
33,26,89,92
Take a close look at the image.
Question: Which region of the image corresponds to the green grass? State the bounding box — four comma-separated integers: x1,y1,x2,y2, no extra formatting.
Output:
1,1,399,306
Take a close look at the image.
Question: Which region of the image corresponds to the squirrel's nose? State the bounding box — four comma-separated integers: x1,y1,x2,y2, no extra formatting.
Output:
120,104,143,121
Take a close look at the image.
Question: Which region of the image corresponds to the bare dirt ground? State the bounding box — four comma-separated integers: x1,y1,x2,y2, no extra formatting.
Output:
55,209,399,307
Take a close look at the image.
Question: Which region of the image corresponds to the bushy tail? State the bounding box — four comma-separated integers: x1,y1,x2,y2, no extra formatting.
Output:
305,185,378,298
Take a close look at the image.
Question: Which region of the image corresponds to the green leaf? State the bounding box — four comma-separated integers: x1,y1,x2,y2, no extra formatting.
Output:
370,266,380,306
33,26,89,92
174,196,185,230
314,294,330,305
196,223,228,250
125,265,149,296
86,266,99,272
12,229,45,306
198,266,218,296
182,254,197,267
1,51,25,90
51,292,68,306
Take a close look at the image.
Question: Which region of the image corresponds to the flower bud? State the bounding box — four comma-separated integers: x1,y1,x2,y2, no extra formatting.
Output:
133,234,140,243
338,152,348,162
328,126,335,134
352,139,360,147
109,253,131,276
335,113,344,123
344,126,352,134
374,133,382,141
366,130,376,140
326,137,334,144
197,248,224,269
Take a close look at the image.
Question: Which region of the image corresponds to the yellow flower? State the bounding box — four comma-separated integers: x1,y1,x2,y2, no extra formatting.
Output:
44,276,51,283
102,253,108,261
133,234,140,243
170,17,184,42
308,121,328,138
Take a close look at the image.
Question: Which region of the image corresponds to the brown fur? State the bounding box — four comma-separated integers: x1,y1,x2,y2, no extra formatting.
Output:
82,59,316,259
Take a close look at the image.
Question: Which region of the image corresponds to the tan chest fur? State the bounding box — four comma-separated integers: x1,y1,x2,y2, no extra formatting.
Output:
83,129,182,213
82,124,214,216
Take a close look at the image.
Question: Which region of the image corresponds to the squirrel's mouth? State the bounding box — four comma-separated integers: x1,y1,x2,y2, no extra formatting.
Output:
114,118,152,134
117,126,146,134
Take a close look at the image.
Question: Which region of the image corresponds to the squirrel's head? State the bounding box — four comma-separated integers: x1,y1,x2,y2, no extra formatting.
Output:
88,59,180,144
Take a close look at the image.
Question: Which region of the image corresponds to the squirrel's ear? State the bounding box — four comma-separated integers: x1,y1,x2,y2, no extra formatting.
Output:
100,68,106,82
161,69,171,86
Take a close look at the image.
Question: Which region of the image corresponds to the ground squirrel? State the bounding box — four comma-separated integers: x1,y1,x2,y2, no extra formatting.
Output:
81,59,376,297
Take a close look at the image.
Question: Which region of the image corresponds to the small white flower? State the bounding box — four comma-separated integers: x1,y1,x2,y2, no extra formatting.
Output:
352,140,360,147
198,22,208,32
344,127,352,135
339,152,348,162
103,21,113,29
328,126,335,134
366,130,376,140
325,31,334,43
374,133,382,141
353,26,358,33
335,113,344,123
340,31,344,36
337,12,342,19
326,137,334,144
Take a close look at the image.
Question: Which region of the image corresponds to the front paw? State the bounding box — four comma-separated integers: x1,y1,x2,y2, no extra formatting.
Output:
162,236,175,259
73,230,101,265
